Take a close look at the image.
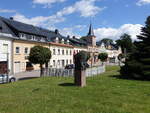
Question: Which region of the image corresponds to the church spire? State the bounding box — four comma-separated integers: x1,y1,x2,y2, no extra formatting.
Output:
87,23,95,36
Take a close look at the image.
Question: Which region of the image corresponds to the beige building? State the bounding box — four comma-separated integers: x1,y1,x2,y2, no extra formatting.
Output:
13,40,49,73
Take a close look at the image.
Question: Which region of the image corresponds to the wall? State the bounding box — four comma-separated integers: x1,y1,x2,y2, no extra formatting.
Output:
13,40,49,74
49,43,74,68
0,36,12,74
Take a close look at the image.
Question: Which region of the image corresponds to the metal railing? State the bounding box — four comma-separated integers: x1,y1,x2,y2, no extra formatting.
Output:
43,65,105,77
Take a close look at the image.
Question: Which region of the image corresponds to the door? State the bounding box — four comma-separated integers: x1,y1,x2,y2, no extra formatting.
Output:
0,61,7,74
14,62,21,73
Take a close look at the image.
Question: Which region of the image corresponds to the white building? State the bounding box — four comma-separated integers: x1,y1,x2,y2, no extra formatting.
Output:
0,33,13,74
98,42,122,64
49,41,74,68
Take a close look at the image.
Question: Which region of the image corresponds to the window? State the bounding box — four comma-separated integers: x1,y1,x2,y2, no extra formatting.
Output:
66,60,68,65
58,60,60,65
0,26,2,32
20,33,25,39
53,49,56,55
70,60,72,64
62,60,65,67
37,37,42,41
24,47,28,54
62,50,64,55
61,39,64,44
16,47,20,54
55,37,59,43
3,44,8,54
58,49,60,55
66,50,68,55
70,50,72,55
53,60,55,66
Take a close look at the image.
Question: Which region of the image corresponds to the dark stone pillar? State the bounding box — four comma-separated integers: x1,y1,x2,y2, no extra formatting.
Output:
74,69,86,87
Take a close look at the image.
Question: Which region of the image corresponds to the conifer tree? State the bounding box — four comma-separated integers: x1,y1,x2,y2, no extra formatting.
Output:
121,16,150,79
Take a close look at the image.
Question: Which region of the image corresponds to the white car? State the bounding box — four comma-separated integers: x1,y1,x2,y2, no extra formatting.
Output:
0,74,16,84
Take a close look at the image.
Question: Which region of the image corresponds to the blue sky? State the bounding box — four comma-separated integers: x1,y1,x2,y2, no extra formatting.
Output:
0,0,150,41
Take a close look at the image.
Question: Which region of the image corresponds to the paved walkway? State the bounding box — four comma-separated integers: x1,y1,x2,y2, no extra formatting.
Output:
14,70,40,80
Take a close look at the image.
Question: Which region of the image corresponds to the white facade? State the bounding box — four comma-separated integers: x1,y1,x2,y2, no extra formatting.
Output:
0,34,13,74
73,46,87,54
98,43,122,63
49,44,74,68
49,44,89,68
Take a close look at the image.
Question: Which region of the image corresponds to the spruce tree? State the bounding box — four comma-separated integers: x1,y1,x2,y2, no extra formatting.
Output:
121,16,150,79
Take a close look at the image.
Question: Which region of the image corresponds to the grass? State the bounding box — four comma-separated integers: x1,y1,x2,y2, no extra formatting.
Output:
0,66,150,113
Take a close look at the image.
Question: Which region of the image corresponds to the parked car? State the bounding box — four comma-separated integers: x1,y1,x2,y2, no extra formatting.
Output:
0,74,16,84
65,64,75,69
65,63,89,69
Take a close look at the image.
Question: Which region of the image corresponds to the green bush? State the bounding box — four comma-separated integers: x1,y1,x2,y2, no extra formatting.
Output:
98,53,108,62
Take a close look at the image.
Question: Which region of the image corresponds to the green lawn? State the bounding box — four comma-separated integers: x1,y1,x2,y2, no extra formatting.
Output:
0,66,150,113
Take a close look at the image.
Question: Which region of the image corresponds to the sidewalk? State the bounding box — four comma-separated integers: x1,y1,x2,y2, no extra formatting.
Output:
14,70,40,80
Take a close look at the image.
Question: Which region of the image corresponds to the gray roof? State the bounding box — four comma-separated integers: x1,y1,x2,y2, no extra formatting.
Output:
0,17,17,38
0,16,45,37
0,16,92,47
0,16,67,41
69,37,87,47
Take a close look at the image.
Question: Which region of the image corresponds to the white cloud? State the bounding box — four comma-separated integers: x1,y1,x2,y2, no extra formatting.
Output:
32,0,66,7
13,0,104,27
0,9,16,13
13,13,65,27
32,0,103,17
60,25,86,37
136,0,150,6
56,0,105,17
94,24,143,41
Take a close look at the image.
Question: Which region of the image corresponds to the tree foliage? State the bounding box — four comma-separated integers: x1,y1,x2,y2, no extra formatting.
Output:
116,34,134,54
97,38,113,46
98,53,108,62
100,38,113,44
28,45,51,76
120,16,150,80
118,53,125,61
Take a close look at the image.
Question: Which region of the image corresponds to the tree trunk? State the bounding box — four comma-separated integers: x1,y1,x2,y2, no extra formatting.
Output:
45,62,48,76
40,64,44,77
102,62,104,66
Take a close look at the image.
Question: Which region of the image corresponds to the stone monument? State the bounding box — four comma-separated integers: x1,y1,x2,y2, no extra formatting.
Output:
74,51,90,87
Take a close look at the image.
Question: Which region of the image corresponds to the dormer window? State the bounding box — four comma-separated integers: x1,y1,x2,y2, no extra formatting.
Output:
61,39,64,44
41,37,46,42
32,35,35,40
37,36,41,41
67,40,70,44
20,33,26,39
55,37,59,43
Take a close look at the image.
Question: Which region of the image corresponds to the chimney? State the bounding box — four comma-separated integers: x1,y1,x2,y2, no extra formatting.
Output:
10,17,14,20
67,35,70,39
72,36,76,39
55,29,59,34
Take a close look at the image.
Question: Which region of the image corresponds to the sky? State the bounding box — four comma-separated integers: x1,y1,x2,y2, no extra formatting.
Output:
0,0,150,41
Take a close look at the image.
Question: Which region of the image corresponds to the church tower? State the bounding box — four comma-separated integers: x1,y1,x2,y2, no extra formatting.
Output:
86,23,96,46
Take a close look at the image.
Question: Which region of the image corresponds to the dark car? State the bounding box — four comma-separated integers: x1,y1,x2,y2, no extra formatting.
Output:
85,63,90,68
65,64,75,69
65,63,90,69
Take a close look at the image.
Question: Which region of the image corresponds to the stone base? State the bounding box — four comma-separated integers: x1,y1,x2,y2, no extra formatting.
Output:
74,70,86,87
